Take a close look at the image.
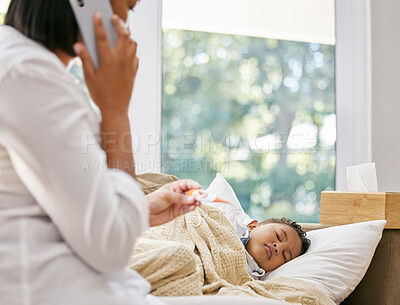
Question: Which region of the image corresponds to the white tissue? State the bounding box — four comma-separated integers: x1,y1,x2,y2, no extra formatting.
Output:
347,163,379,192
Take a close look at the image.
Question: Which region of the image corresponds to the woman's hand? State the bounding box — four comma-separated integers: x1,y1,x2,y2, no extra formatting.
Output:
73,12,138,115
146,180,202,227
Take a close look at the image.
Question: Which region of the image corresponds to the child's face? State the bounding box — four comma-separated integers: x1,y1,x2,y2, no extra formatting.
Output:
245,222,302,272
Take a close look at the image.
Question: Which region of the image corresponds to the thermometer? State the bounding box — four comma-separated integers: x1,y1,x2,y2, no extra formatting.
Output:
187,189,229,204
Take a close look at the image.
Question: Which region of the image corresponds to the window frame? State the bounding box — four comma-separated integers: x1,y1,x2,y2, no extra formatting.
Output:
130,0,372,191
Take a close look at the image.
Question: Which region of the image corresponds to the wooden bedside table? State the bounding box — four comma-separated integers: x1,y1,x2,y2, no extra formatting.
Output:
320,191,400,228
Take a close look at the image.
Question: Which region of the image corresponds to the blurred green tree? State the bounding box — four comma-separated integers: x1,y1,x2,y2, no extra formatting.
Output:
162,30,336,222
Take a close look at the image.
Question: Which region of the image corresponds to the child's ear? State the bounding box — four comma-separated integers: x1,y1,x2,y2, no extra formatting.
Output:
246,220,259,232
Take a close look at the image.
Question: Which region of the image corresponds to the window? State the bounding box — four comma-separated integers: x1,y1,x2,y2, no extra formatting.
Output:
161,0,336,222
0,0,9,23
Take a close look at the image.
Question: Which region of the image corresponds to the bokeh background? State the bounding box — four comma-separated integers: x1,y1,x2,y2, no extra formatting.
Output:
161,30,336,223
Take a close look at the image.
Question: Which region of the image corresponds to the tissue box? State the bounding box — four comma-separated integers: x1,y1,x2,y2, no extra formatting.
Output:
320,191,400,228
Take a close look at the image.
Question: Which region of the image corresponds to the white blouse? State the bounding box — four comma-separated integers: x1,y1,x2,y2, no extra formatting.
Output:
0,25,163,305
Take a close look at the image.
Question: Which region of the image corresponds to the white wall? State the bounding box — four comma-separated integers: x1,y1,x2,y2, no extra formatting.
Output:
371,0,400,191
129,0,162,173
163,0,335,45
335,0,372,191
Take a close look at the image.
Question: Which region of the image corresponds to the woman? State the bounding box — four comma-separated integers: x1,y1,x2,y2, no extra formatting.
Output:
0,1,284,304
0,0,201,304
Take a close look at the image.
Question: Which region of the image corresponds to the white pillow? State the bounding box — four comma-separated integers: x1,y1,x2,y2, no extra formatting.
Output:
205,173,253,228
264,220,385,304
205,173,386,304
205,172,243,208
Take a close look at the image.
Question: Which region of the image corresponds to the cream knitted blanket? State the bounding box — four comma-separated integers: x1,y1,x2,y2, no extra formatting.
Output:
130,204,334,305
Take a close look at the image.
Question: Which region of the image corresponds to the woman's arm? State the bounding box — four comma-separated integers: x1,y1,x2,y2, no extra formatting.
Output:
100,112,136,178
74,13,139,178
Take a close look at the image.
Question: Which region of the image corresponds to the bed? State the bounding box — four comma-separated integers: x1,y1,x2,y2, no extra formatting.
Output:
136,173,395,305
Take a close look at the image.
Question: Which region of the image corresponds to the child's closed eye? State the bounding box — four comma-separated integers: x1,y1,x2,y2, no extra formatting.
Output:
282,250,287,263
275,231,281,242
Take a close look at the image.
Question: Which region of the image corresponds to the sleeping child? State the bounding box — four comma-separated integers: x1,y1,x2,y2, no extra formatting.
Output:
192,174,310,279
131,173,312,298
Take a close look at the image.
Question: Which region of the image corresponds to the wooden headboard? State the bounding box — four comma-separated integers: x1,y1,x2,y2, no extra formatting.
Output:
341,229,400,305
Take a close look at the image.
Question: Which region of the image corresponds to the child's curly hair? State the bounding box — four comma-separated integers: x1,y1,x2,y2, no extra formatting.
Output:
260,217,311,255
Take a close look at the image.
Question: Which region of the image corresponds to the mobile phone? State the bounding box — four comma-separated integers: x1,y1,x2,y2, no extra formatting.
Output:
69,0,118,68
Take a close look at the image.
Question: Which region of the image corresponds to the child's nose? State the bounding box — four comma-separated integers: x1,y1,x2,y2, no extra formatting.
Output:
273,242,280,254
